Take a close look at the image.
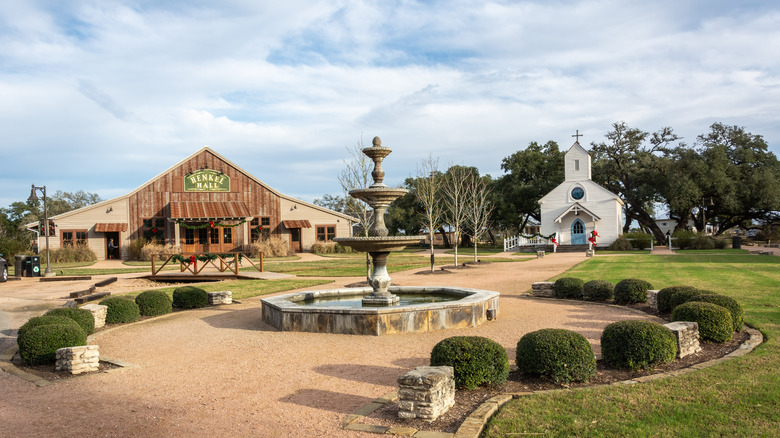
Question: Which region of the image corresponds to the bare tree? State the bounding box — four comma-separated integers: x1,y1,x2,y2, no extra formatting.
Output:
442,165,472,267
416,155,442,272
338,136,374,275
465,175,495,263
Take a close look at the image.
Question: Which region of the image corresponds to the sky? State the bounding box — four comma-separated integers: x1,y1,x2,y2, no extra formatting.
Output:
2,0,780,210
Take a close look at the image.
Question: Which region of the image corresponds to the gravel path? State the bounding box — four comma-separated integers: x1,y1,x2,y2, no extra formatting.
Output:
0,253,659,437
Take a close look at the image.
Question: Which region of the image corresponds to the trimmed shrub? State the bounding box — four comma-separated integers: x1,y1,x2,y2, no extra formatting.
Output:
690,235,716,250
672,229,696,249
601,320,677,370
135,290,173,316
624,232,653,250
516,329,596,384
18,315,81,340
99,297,141,323
172,286,208,309
669,288,702,312
18,324,87,365
430,336,509,390
713,238,728,249
583,280,614,301
606,236,633,251
688,294,744,332
45,307,95,335
553,277,584,300
614,279,653,304
672,301,733,343
657,286,698,313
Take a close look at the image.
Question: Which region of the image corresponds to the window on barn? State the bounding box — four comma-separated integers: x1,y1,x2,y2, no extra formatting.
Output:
316,225,336,242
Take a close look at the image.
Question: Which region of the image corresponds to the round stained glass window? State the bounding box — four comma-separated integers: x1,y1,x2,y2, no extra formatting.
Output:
571,187,584,200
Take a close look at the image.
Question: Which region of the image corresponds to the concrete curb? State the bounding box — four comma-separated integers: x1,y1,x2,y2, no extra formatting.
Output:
343,326,763,437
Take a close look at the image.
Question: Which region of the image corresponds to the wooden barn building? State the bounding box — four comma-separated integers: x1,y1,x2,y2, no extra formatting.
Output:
30,147,355,260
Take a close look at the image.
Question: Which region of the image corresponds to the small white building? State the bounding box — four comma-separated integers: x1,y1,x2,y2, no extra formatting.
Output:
538,140,624,246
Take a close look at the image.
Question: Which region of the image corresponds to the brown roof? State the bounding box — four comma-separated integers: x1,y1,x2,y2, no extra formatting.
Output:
170,201,252,220
282,220,312,229
94,223,128,232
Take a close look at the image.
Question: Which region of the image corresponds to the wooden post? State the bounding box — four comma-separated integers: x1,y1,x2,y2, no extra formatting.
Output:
260,253,264,272
235,253,240,275
151,255,156,276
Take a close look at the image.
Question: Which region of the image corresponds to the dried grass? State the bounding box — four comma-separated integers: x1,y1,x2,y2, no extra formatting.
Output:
249,237,291,257
140,242,181,261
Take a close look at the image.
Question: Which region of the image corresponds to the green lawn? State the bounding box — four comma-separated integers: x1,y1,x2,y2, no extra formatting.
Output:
484,253,780,437
117,278,334,301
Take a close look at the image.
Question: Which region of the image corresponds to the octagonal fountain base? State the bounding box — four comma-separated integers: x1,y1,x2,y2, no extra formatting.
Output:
261,286,500,336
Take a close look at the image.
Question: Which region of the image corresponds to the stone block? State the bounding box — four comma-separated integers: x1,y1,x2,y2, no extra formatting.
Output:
55,345,99,375
531,282,554,298
397,366,455,421
81,303,108,329
536,251,545,258
664,321,701,358
208,291,232,305
647,290,659,311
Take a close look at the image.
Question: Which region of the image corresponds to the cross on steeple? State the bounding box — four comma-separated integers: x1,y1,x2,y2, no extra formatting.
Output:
572,130,583,142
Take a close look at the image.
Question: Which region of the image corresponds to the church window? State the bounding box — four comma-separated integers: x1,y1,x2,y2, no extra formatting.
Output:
571,187,584,200
574,160,580,171
572,221,584,234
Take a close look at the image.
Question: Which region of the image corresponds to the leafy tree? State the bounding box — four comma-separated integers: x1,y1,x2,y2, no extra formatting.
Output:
494,141,564,232
313,194,348,215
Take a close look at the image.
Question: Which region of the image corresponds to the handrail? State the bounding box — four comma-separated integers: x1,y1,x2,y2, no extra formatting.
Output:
151,252,264,276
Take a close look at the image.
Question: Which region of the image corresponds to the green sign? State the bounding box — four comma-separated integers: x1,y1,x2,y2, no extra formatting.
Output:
184,169,230,192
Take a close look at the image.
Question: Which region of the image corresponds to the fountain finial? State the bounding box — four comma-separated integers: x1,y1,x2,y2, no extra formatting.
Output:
372,136,382,147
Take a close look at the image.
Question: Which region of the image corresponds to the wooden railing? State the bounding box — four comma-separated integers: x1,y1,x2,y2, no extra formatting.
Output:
150,252,263,276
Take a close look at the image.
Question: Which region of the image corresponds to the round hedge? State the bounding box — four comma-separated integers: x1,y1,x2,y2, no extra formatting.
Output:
135,290,173,316
553,277,584,300
601,320,677,370
672,301,733,343
18,315,81,340
99,297,141,324
657,286,698,313
18,323,87,365
583,280,614,301
172,286,208,309
687,294,743,332
45,307,95,335
430,336,509,390
516,328,596,384
668,288,702,312
614,279,653,304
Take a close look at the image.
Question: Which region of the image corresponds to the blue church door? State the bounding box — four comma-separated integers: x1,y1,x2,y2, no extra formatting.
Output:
571,219,586,244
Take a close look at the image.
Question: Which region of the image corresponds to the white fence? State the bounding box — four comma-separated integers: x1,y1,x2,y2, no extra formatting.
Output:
504,233,557,252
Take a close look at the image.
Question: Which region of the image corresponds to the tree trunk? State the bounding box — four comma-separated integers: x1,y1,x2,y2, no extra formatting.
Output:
438,226,450,248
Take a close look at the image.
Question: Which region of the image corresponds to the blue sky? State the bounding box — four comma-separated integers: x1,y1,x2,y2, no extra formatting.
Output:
2,0,779,210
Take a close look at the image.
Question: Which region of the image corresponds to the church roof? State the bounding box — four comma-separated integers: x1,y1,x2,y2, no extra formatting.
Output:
554,202,601,223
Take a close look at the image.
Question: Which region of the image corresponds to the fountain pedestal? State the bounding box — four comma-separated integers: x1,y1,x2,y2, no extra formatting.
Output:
362,251,398,305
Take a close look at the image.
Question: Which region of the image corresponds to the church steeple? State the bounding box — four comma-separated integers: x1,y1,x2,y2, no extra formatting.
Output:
564,131,591,182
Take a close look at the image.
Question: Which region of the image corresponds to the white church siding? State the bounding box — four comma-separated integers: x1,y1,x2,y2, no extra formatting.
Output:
538,140,624,246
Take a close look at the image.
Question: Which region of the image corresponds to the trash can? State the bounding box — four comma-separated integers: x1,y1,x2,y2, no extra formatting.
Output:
732,236,742,249
14,255,27,277
25,256,41,277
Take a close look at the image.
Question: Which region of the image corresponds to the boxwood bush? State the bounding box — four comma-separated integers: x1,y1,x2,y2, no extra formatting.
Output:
99,297,141,323
45,307,95,335
172,286,208,309
606,237,633,251
18,315,81,340
18,323,87,365
430,336,509,390
553,277,584,300
669,288,702,312
583,280,614,301
657,286,698,313
687,294,743,332
672,301,733,343
135,290,173,316
614,279,653,304
601,320,677,370
516,328,596,384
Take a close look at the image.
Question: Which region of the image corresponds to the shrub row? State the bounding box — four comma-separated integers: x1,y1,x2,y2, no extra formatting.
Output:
551,277,650,304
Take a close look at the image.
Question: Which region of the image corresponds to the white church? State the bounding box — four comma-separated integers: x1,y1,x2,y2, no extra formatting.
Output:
537,138,624,247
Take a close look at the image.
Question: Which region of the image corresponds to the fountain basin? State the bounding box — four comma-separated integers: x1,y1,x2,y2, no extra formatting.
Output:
261,286,500,336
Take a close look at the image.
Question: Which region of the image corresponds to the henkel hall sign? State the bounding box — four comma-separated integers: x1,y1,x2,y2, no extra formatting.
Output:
184,169,231,192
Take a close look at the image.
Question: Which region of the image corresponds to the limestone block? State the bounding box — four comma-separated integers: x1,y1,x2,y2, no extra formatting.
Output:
208,291,233,305
531,282,554,298
56,345,100,375
536,251,545,259
664,321,702,358
647,290,659,311
81,303,108,329
397,366,455,421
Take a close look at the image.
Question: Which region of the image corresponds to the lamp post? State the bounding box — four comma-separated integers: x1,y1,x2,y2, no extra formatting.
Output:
28,184,55,277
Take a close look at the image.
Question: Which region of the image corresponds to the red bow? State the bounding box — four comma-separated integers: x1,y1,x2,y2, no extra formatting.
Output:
551,238,559,247
209,221,215,228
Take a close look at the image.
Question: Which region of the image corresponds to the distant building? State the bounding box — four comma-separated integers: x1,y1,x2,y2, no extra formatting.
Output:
27,147,355,260
538,140,624,246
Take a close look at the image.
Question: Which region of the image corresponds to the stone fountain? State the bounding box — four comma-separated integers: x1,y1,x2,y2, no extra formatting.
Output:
332,136,424,305
260,136,499,335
